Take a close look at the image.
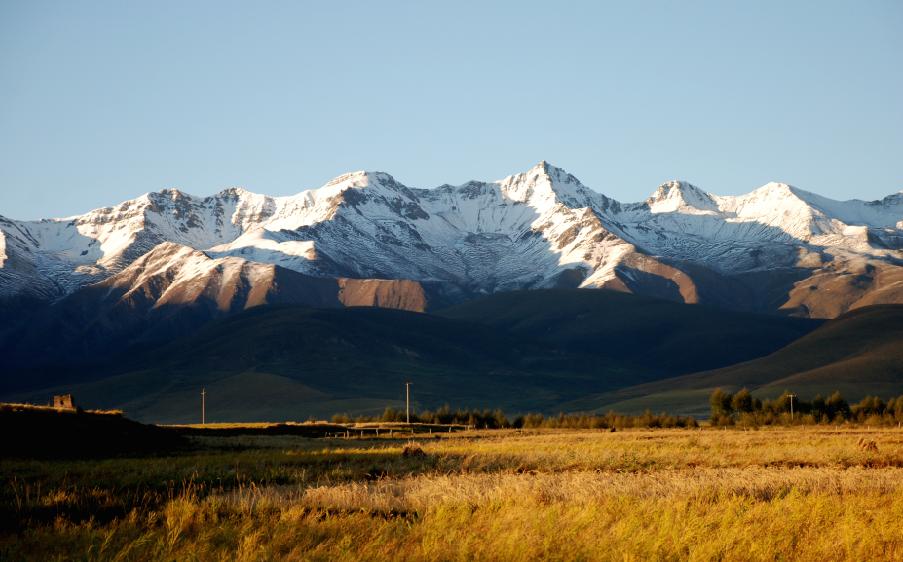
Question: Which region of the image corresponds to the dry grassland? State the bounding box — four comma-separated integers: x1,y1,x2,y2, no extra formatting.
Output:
3,427,903,561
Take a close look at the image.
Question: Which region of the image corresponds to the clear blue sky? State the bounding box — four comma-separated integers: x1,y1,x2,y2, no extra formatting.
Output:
1,0,901,220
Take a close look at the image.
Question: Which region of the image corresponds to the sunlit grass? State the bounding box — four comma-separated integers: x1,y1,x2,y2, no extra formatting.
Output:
3,427,903,560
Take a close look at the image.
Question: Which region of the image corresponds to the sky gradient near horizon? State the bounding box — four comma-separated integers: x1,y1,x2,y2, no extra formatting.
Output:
1,0,901,220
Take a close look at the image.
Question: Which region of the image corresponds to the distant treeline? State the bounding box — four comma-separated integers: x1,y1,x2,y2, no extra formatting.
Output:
332,405,698,429
710,389,903,426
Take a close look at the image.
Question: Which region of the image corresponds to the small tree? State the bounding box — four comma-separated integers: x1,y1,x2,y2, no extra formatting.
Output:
773,392,793,414
852,396,885,420
381,406,403,422
435,404,452,424
825,391,850,420
811,394,826,417
709,388,734,418
891,396,903,423
731,388,754,413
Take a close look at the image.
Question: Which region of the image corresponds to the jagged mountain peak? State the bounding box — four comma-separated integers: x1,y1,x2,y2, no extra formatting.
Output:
156,187,189,199
757,180,795,192
495,161,600,209
650,179,703,196
144,185,272,206
214,186,259,199
2,163,901,319
744,181,815,203
524,160,582,186
718,181,819,221
320,170,402,191
299,170,421,213
878,191,903,205
646,181,718,214
533,160,567,177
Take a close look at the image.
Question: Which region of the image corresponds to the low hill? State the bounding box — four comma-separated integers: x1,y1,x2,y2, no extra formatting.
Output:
2,289,820,422
439,289,819,375
578,304,903,416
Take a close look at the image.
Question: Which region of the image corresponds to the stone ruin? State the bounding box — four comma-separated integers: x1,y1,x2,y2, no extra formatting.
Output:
51,394,75,409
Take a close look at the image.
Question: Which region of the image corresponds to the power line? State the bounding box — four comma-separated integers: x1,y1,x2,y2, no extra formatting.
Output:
405,382,412,424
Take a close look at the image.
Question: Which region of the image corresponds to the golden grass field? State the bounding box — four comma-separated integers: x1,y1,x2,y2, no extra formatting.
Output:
3,427,903,561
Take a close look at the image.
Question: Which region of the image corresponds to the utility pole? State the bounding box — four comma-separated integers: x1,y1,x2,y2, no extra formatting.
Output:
201,387,206,425
788,393,796,421
405,382,412,424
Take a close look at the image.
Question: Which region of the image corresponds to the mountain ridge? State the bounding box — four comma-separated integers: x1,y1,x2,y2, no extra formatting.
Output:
2,162,901,318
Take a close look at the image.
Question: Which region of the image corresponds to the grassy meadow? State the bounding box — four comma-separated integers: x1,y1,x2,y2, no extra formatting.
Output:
3,427,903,561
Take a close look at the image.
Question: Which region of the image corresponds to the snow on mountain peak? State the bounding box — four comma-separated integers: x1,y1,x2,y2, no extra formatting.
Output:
758,181,795,193
529,160,579,185
723,181,811,209
496,161,599,210
321,170,400,190
158,187,188,199
647,181,718,214
215,186,256,199
1,163,901,312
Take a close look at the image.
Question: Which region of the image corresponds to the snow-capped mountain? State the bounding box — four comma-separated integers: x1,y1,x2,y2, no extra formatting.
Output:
1,161,901,318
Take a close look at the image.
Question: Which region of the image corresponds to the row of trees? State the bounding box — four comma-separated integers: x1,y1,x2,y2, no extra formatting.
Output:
710,388,903,426
333,391,903,430
514,411,698,429
331,405,510,428
333,405,698,429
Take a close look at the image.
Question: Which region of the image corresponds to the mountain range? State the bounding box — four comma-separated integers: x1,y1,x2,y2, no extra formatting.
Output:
1,162,901,418
2,161,902,318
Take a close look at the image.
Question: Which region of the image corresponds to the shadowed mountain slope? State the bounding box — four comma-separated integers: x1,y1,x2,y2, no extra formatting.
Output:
0,242,431,375
2,289,819,422
439,289,819,376
577,304,903,416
